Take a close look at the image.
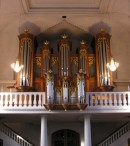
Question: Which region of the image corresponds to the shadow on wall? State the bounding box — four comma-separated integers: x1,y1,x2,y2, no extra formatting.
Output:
19,21,41,35
89,21,111,35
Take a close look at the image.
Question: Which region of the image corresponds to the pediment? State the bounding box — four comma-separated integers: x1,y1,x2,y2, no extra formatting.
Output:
44,20,86,38
37,19,93,44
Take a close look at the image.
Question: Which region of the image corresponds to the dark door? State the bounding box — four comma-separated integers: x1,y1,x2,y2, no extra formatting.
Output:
52,129,80,146
0,139,3,146
128,138,130,146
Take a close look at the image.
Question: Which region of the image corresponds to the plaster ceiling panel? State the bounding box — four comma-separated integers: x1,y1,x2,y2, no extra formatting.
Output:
0,0,22,15
29,0,99,7
110,0,130,16
21,0,110,13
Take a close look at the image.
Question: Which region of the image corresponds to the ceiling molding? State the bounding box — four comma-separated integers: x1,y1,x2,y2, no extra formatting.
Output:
21,0,110,14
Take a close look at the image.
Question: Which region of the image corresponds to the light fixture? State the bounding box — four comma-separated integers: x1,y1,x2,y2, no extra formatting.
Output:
11,60,24,73
107,58,119,71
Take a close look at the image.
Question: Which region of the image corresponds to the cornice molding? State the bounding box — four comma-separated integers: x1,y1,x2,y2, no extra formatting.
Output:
0,80,16,84
21,0,111,14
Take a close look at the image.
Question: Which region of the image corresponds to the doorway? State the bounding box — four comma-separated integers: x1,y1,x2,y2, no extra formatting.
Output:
128,138,130,146
0,139,3,146
52,129,80,146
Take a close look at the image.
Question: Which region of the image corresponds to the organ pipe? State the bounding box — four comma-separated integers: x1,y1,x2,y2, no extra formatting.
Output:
62,77,69,104
42,40,50,74
77,69,85,103
59,34,71,78
79,40,88,74
46,70,54,104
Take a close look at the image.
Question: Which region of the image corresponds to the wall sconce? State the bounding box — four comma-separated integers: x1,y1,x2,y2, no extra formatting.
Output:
11,60,24,73
107,58,119,71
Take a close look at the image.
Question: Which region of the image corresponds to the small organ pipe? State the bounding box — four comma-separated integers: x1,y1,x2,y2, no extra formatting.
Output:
98,47,102,86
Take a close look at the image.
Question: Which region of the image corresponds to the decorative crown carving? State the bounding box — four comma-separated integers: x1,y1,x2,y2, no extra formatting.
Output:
61,34,68,39
44,40,49,45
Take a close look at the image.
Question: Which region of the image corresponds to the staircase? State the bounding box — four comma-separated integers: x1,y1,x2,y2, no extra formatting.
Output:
97,122,130,146
0,123,34,146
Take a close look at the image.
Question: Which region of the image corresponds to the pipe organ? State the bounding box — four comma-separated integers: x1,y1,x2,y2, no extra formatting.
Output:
15,28,115,110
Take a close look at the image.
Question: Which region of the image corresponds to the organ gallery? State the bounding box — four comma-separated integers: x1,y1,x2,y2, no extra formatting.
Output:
13,22,116,110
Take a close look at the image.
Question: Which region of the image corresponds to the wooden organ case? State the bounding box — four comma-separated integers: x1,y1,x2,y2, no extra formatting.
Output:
16,29,34,91
95,29,114,91
16,28,114,110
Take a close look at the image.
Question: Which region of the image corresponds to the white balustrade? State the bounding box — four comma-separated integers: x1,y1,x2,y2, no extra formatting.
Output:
97,122,130,146
0,123,34,146
0,92,45,109
0,92,129,112
86,92,130,110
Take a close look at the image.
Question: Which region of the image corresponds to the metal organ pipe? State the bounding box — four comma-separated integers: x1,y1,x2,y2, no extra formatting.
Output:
44,55,49,73
102,39,107,85
79,40,87,74
80,52,86,74
98,40,105,86
46,71,54,104
60,44,70,77
105,40,110,85
97,36,111,86
42,41,50,74
98,44,102,86
63,46,66,76
26,41,30,86
20,39,32,86
63,78,68,104
61,46,63,76
20,44,24,86
28,42,32,86
77,71,85,104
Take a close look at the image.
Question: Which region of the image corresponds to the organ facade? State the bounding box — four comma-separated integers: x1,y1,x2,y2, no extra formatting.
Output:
15,24,114,110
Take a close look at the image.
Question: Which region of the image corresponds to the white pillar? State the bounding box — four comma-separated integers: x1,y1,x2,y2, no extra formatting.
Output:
84,115,92,146
40,116,48,146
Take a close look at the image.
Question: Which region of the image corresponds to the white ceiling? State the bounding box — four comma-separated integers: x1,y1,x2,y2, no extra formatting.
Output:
21,0,108,13
0,0,130,16
0,0,130,35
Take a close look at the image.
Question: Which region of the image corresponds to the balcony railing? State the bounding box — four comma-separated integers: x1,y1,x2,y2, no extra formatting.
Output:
0,92,45,110
0,91,129,112
86,92,130,111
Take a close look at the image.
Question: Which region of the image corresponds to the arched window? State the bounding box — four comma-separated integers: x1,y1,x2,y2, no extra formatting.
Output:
52,129,80,146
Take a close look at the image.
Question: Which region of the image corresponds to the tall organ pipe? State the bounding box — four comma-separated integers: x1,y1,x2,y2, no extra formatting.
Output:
59,40,70,77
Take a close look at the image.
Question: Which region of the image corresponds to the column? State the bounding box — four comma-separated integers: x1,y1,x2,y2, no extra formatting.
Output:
84,115,92,146
40,115,48,146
